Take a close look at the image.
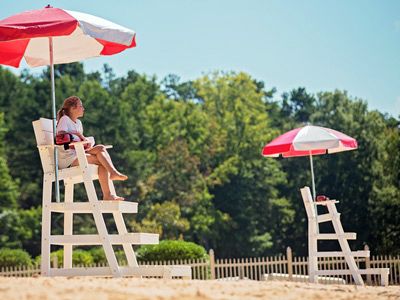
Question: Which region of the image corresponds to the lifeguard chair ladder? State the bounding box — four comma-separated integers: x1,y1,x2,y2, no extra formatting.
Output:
33,118,191,279
300,186,389,286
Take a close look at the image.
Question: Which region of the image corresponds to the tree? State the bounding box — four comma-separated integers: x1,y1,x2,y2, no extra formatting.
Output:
161,74,197,101
0,112,18,211
368,122,400,254
129,201,190,239
280,90,400,255
194,72,291,256
0,207,41,256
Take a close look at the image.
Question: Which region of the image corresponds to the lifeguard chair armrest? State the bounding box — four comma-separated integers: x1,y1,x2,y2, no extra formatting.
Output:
69,141,113,149
314,200,339,205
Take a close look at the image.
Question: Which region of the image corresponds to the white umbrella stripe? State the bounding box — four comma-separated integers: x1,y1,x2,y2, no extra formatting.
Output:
25,27,102,67
65,10,135,46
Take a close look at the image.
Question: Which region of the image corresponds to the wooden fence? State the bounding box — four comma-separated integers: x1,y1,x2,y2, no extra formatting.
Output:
1,246,399,285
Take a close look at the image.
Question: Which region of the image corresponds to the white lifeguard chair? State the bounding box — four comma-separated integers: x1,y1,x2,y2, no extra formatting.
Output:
300,186,389,286
33,118,191,279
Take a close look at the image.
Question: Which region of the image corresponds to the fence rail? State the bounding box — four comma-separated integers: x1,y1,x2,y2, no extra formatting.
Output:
1,246,399,285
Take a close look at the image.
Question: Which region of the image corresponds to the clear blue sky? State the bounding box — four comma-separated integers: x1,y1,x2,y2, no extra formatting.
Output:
2,0,399,117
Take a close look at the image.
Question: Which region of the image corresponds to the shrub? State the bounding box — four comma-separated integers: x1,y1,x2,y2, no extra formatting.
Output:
72,250,94,266
89,247,106,264
35,249,94,267
0,248,32,267
88,248,126,265
0,208,42,257
137,240,208,262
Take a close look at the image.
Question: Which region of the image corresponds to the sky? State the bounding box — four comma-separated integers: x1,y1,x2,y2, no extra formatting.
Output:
1,0,400,117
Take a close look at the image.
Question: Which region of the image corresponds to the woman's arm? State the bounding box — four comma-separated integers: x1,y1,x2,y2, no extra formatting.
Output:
69,131,86,140
57,130,86,141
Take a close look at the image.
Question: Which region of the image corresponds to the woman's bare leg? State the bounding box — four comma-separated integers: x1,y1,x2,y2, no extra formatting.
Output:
71,155,124,200
97,164,110,199
86,145,127,181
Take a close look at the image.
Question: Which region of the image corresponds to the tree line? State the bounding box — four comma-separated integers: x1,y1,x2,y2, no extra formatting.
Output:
0,63,398,259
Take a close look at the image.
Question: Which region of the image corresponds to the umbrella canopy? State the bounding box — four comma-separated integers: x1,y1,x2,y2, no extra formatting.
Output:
0,6,136,67
0,6,136,202
262,125,357,157
262,125,358,200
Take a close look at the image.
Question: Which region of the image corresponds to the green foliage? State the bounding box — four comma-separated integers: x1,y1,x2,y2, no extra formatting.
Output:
130,201,190,239
137,240,208,262
0,207,41,256
0,248,32,267
0,113,18,210
70,250,94,266
35,249,94,267
0,157,19,210
88,247,107,264
0,64,398,259
86,248,128,265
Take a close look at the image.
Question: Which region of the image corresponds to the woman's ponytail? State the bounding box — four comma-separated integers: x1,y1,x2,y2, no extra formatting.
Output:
56,107,65,121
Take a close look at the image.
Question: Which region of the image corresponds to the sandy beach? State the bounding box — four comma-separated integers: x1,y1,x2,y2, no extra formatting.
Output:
0,277,399,300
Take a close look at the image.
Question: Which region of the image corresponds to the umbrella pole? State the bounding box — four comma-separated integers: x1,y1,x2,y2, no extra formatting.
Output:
309,152,316,200
309,151,319,234
49,37,60,203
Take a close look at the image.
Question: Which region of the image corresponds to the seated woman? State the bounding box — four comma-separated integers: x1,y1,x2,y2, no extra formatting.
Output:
56,95,127,201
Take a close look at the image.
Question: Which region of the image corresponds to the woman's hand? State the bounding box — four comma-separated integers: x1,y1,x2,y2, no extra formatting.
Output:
69,131,85,140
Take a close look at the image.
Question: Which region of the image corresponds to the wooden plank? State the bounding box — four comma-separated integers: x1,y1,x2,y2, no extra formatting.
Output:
126,265,191,278
316,233,357,240
317,213,340,223
113,211,139,267
327,201,364,285
75,143,120,278
49,265,191,278
41,173,52,277
63,181,74,269
264,273,346,284
358,268,390,275
50,233,159,245
49,201,138,214
316,251,370,257
316,268,389,276
50,266,112,276
45,164,99,183
316,269,353,276
314,200,339,205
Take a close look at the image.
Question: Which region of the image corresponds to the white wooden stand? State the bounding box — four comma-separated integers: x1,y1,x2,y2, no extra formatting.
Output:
33,118,191,279
300,186,389,286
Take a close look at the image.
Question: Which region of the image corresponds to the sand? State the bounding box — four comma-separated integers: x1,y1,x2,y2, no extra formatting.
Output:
0,277,399,300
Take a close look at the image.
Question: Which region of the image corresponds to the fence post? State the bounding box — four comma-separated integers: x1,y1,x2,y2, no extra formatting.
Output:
287,247,293,280
209,249,215,280
364,244,372,285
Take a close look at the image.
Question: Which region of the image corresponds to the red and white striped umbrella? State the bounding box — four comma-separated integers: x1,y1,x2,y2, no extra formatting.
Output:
262,125,358,157
262,125,358,199
0,6,136,67
0,6,136,202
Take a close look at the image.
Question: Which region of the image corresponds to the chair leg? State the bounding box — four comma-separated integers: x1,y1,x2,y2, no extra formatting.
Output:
113,212,138,267
63,181,74,268
328,203,364,285
308,226,318,283
381,269,389,286
41,174,52,276
82,171,121,277
109,179,116,196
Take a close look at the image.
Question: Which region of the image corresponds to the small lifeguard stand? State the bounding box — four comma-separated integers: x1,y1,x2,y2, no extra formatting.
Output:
300,186,388,286
33,118,191,279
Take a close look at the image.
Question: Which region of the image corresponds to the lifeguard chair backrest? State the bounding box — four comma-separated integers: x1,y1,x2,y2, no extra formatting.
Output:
32,118,55,173
300,186,316,220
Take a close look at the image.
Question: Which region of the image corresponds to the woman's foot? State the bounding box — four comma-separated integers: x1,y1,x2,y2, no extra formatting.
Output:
103,194,125,201
110,171,128,181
